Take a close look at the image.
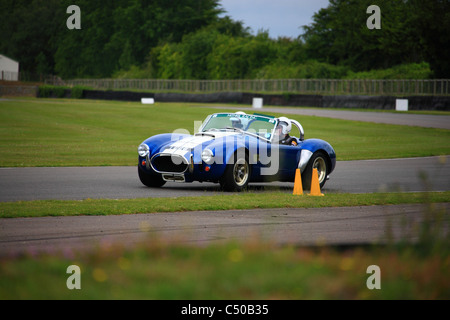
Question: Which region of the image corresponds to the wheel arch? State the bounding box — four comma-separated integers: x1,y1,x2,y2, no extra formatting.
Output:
224,143,249,165
299,139,336,174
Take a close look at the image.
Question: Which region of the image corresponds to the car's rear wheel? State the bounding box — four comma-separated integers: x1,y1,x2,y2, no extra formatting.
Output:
220,152,250,192
301,151,329,190
138,165,166,188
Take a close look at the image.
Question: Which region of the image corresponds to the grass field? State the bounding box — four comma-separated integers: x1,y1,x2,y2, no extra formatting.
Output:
0,98,449,166
0,97,448,300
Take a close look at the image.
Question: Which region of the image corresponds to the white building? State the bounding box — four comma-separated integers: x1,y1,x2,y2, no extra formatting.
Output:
0,54,19,81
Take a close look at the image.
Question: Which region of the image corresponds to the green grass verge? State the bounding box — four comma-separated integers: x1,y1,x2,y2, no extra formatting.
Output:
1,191,448,218
0,98,449,167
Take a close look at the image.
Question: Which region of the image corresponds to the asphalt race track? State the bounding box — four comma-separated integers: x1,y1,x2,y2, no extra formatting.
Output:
0,156,449,255
0,156,448,202
1,203,448,256
208,106,450,130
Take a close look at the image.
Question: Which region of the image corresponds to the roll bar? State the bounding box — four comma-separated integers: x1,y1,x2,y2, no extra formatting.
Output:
290,119,304,141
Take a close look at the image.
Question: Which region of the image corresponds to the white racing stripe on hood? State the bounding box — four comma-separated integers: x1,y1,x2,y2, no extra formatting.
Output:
161,131,239,156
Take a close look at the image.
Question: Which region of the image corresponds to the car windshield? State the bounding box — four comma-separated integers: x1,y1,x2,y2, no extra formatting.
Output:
201,113,277,141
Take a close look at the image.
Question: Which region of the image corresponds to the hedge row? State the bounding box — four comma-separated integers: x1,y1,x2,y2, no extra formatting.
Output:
37,85,87,99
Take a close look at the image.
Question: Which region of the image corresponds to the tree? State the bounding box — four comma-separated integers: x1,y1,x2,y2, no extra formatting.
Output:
207,34,247,79
0,0,62,75
410,0,450,78
155,43,183,79
301,0,426,72
180,29,219,79
1,0,224,78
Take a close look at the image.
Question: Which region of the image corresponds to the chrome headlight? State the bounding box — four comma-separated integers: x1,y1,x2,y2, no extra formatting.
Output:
138,144,149,157
201,149,214,164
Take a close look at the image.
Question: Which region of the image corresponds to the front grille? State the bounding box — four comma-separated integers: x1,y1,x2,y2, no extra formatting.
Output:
151,154,188,173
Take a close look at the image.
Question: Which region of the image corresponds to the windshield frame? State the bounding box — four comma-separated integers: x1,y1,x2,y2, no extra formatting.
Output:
198,113,277,143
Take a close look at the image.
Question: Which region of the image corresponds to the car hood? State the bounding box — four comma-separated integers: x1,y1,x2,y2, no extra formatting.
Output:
159,131,240,157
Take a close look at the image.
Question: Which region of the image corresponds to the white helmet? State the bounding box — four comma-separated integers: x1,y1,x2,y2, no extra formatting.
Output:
277,117,292,135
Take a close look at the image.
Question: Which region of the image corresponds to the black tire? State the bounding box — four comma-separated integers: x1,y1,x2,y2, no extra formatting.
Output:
220,151,250,192
301,151,329,190
138,165,166,188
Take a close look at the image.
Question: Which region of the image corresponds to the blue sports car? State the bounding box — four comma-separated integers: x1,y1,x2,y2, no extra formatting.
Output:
138,112,336,191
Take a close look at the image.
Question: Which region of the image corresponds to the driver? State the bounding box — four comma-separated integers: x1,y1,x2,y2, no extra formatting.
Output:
274,117,298,146
230,111,246,130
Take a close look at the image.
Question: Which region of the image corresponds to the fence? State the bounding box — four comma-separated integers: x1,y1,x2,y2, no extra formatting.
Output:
60,78,450,96
2,71,449,96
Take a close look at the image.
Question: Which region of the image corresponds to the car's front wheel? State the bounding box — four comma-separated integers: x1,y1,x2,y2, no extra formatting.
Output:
138,165,166,188
301,151,329,190
220,152,250,192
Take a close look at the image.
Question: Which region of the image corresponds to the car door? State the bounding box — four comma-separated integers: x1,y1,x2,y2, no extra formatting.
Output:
252,140,300,181
276,143,301,179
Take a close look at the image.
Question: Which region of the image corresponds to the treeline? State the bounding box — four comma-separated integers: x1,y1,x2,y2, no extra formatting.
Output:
1,0,448,80
0,0,225,79
302,0,449,79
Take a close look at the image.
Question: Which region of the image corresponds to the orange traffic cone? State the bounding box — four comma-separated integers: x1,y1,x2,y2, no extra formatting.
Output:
293,168,303,195
309,168,324,196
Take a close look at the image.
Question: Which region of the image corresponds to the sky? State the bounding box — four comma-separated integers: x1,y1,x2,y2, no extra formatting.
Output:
219,0,330,39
